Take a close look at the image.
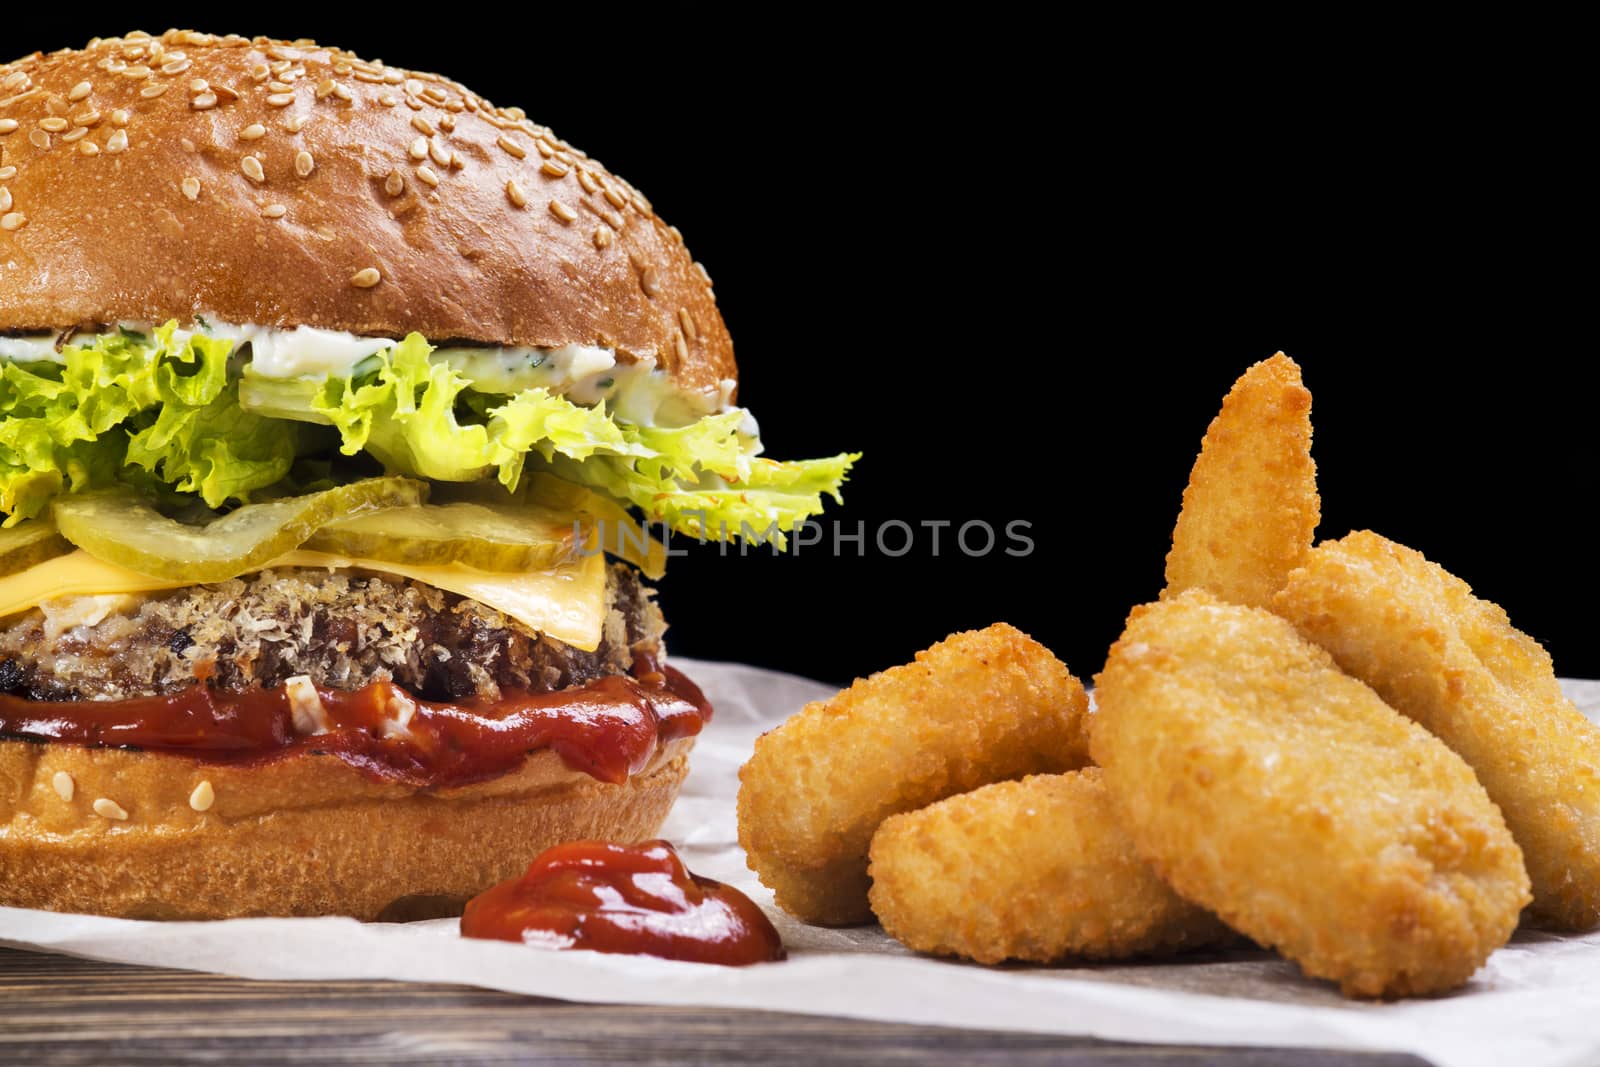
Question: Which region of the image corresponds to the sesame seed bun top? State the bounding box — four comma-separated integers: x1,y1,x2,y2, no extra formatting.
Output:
0,30,734,396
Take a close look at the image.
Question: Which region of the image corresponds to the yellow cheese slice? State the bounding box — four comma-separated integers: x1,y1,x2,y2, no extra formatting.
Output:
0,547,608,652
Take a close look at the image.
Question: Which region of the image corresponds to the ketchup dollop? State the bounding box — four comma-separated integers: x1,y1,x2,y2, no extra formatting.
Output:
0,661,711,789
461,839,785,966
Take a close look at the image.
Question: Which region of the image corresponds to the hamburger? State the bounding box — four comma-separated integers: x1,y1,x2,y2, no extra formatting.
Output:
0,30,854,920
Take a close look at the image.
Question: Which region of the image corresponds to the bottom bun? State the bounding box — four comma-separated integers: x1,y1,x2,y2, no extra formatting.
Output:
0,737,694,920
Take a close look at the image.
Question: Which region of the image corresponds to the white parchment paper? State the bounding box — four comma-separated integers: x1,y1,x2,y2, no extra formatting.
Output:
4,660,1599,1067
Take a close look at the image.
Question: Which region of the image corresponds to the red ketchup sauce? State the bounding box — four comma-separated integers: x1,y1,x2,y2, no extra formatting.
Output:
0,661,710,789
461,839,785,966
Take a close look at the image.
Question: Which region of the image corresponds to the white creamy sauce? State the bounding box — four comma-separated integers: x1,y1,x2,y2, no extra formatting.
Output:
1,318,749,430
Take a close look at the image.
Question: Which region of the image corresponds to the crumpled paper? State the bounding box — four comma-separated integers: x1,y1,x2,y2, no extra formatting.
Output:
3,661,1599,1067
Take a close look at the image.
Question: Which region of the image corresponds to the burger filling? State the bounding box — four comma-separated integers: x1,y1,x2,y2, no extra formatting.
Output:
0,319,853,787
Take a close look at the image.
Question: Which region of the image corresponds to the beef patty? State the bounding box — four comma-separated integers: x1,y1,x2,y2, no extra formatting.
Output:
0,563,663,703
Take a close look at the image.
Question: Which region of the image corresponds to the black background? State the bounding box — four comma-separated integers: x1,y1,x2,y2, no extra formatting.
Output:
13,18,1593,684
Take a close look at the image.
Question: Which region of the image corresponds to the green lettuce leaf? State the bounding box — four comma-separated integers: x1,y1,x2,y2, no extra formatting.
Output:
239,333,857,546
2,323,857,546
0,325,296,524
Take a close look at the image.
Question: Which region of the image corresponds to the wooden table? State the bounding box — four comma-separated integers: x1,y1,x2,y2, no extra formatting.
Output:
0,947,1431,1065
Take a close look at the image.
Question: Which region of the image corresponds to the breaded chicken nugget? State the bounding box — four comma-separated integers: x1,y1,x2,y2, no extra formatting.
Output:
738,623,1090,925
1276,530,1600,930
868,769,1237,963
1092,591,1530,998
1164,353,1319,609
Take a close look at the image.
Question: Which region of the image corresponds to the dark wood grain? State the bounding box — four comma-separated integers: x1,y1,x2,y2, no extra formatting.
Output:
0,947,1432,1066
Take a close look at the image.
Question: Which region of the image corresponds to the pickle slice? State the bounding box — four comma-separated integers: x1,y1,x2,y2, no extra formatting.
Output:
0,519,72,578
306,501,580,571
434,473,667,579
51,476,427,582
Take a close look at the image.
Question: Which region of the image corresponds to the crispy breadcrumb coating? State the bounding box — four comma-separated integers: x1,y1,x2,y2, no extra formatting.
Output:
1163,353,1319,609
738,623,1090,925
1092,590,1530,998
868,769,1237,963
1276,530,1600,931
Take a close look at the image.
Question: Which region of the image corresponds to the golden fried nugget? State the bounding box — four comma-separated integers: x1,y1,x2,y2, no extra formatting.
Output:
1092,590,1530,998
738,623,1090,925
1276,530,1600,930
1163,353,1319,609
868,769,1237,963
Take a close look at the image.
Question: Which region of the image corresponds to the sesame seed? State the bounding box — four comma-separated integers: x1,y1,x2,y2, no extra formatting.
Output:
61,127,88,144
28,129,50,150
51,771,74,801
72,109,101,127
250,62,270,81
679,308,698,341
214,85,240,104
0,119,17,134
284,114,306,133
416,165,440,187
331,84,353,103
439,115,455,132
192,92,217,109
240,123,267,140
603,187,627,209
295,150,315,177
189,780,215,812
262,203,286,219
350,267,381,288
675,331,689,361
411,116,434,136
268,80,292,93
593,227,612,249
428,140,450,167
266,93,294,107
68,80,93,101
105,129,128,153
241,155,265,182
384,170,404,196
181,176,200,200
333,61,353,75
378,93,397,107
0,189,9,213
0,211,24,230
640,269,660,297
496,134,526,159
161,58,191,75
39,117,69,133
92,797,128,821
541,159,569,179
353,70,384,84
189,78,209,92
140,83,169,98
77,141,99,156
110,109,130,126
450,151,464,170
576,169,598,194
694,261,713,285
0,167,15,180
535,140,554,159
2,71,28,91
602,209,624,231
549,199,577,223
408,136,427,160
